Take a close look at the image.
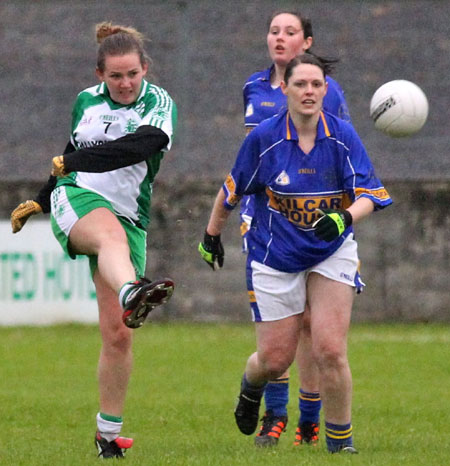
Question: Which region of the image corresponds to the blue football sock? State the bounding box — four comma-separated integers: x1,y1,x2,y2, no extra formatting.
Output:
241,373,266,399
299,389,321,424
264,377,289,417
325,421,353,452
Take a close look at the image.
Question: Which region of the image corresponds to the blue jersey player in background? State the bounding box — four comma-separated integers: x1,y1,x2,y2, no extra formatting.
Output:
240,10,351,448
199,53,391,454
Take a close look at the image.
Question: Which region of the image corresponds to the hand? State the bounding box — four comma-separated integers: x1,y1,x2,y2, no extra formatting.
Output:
198,231,224,270
10,200,43,233
51,155,68,177
312,208,352,242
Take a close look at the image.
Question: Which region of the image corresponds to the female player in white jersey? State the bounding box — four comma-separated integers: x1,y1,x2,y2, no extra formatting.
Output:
199,53,392,453
240,10,351,448
11,22,177,458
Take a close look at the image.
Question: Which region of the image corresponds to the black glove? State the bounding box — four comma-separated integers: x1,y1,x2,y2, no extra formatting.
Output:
198,231,224,270
313,208,352,242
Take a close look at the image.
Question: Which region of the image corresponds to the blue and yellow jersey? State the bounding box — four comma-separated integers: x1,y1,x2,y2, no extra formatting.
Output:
224,109,392,273
240,65,351,241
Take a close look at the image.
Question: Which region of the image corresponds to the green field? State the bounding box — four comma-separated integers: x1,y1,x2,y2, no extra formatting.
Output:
1,323,449,465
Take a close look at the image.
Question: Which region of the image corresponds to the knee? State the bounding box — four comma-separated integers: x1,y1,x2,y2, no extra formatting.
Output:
103,326,133,355
314,342,347,370
100,227,128,248
258,349,292,380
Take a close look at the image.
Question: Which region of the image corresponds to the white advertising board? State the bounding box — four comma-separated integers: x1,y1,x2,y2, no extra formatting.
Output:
0,219,98,325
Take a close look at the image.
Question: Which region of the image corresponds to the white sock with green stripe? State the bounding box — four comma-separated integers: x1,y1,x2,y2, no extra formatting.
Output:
97,412,123,442
118,281,138,310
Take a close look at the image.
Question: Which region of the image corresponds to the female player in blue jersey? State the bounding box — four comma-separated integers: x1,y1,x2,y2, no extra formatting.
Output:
10,22,176,458
199,53,392,453
240,10,351,448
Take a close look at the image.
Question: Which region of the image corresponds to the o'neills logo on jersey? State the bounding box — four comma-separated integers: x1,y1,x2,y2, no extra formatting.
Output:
99,115,119,122
266,189,350,229
298,168,316,174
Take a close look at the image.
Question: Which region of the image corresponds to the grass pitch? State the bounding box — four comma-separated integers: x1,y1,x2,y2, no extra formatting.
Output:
1,323,449,465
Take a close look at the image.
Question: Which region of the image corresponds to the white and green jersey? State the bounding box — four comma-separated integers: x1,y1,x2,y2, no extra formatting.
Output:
57,79,177,228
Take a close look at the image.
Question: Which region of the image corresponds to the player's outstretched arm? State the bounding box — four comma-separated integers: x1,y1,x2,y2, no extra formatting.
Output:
10,174,58,233
198,189,231,270
52,126,169,176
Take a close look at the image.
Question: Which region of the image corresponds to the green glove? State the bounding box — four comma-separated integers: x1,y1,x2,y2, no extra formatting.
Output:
198,231,224,270
312,208,352,242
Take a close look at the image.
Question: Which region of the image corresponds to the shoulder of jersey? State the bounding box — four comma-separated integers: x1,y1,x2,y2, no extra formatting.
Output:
77,84,102,97
144,81,168,93
248,111,283,138
243,69,267,88
143,82,173,103
73,85,105,109
322,110,354,136
325,76,345,93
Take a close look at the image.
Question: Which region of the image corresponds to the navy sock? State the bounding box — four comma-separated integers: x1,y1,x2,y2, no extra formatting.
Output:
241,373,266,400
325,421,353,452
264,377,289,417
299,389,321,424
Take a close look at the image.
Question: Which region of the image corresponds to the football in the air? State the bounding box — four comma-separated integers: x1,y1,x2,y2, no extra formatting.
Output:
369,80,429,137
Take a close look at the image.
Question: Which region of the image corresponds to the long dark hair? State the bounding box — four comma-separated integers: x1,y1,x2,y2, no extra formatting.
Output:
284,53,338,83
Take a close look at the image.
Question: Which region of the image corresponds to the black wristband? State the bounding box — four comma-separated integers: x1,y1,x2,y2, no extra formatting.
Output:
204,230,221,245
342,209,353,227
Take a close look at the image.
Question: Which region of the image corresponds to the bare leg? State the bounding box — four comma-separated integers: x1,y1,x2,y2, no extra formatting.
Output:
245,314,302,384
69,208,136,293
307,273,353,424
95,270,133,416
296,305,320,393
235,314,302,435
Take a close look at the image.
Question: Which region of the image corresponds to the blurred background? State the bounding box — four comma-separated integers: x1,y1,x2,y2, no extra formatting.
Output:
1,0,449,323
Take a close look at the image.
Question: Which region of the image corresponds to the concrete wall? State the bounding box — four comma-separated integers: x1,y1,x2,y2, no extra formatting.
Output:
2,180,449,323
1,0,450,182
